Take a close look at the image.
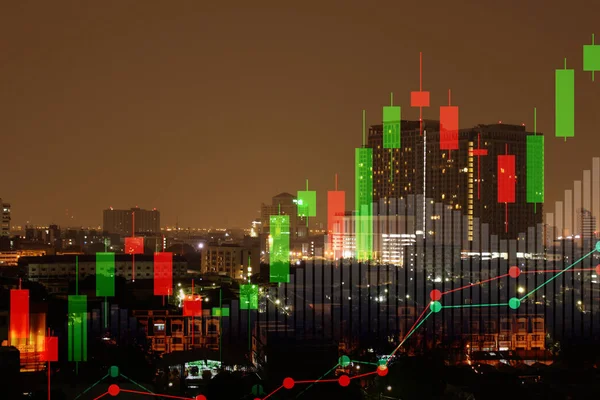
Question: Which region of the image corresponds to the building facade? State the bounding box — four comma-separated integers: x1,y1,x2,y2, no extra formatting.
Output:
200,243,250,280
20,254,187,293
103,207,160,236
1,199,10,237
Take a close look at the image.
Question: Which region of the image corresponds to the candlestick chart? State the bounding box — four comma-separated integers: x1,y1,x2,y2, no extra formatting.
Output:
8,33,600,400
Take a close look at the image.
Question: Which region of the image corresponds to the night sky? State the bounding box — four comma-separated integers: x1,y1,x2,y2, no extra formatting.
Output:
1,1,599,229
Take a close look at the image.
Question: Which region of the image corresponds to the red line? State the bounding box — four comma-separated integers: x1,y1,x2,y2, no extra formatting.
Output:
505,203,508,233
448,89,451,106
261,385,283,400
477,134,481,199
442,274,508,295
92,393,108,400
120,389,193,399
387,302,430,362
419,52,422,91
47,361,50,400
352,371,378,379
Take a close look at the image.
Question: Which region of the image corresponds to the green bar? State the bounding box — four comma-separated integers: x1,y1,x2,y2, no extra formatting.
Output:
555,68,574,138
296,191,316,217
583,44,600,71
383,106,401,149
269,215,290,283
526,136,544,203
96,252,115,297
355,148,373,260
68,295,87,362
212,307,230,317
240,284,259,310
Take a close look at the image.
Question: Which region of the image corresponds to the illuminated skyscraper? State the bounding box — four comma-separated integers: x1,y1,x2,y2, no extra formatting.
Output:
0,199,10,237
367,121,542,239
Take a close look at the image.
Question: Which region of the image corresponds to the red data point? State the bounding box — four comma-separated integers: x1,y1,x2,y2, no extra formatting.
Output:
377,366,389,376
430,289,442,301
339,375,351,387
509,266,521,278
283,377,295,389
195,396,207,400
108,384,120,396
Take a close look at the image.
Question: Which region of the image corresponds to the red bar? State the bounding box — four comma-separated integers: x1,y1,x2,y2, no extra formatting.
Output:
125,237,144,254
154,252,173,296
41,337,59,362
410,91,430,107
10,289,29,342
327,191,345,258
498,155,516,203
440,106,459,150
183,294,202,316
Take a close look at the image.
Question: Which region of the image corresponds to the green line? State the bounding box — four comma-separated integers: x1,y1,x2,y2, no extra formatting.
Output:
120,373,156,395
534,107,536,134
390,92,393,106
104,298,108,328
362,109,366,146
397,311,433,348
219,287,223,364
76,255,79,295
73,374,109,399
520,249,595,300
296,363,339,398
442,303,507,309
351,360,379,366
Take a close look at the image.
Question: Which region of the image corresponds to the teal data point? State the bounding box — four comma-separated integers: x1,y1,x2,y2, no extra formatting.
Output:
430,301,442,313
509,298,521,310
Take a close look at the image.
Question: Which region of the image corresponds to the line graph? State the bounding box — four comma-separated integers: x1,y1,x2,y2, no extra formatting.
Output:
250,242,600,400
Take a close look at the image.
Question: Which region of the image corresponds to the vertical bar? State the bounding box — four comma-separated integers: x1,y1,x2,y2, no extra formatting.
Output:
526,136,544,203
96,252,115,297
269,215,290,283
574,181,581,236
439,106,459,150
383,105,401,149
498,155,516,203
555,65,575,138
10,289,29,344
593,158,600,228
564,190,573,237
154,252,173,296
297,190,316,217
355,147,373,260
327,190,345,259
68,295,87,362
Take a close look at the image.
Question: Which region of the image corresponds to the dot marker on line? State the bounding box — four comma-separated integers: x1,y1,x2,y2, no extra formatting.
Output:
283,377,295,389
195,396,207,400
430,289,442,301
509,297,521,309
339,355,351,367
377,365,389,376
596,241,600,252
430,301,442,313
339,375,351,387
109,365,119,378
508,266,521,278
108,384,120,396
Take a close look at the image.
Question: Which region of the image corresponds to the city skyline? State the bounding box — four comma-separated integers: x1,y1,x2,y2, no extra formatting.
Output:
1,2,599,228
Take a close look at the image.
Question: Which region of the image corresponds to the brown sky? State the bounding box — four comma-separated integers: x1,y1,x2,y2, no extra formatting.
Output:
1,1,599,229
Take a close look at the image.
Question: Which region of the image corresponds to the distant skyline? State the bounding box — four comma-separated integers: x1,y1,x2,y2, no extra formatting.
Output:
2,1,599,229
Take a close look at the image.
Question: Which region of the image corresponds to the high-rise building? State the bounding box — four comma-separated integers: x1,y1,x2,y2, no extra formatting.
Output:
367,121,542,239
260,193,307,238
103,207,160,236
1,199,10,237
